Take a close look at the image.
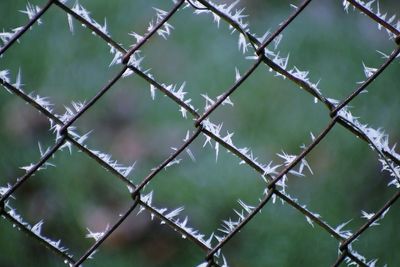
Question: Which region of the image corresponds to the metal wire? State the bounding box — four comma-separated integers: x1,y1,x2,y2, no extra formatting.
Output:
0,0,399,266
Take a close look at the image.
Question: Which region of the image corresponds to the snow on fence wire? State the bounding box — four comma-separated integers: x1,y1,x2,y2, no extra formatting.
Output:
0,0,399,266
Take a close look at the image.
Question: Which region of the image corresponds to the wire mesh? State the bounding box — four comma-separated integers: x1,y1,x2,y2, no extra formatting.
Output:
0,0,399,266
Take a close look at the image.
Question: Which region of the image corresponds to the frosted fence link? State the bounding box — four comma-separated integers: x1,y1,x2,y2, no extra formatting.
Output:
0,0,399,266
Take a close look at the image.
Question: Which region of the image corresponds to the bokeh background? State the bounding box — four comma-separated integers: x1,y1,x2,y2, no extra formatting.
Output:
0,0,399,266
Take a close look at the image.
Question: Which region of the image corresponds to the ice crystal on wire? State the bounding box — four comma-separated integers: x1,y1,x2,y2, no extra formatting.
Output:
273,34,283,50
238,33,248,54
376,49,390,59
201,94,215,110
192,0,250,49
13,69,23,90
217,199,255,237
0,70,53,112
29,93,54,113
234,67,241,81
217,94,234,107
1,1,397,265
165,207,184,220
137,191,153,215
155,81,194,118
31,220,44,236
379,158,400,188
221,131,234,146
361,207,390,227
277,151,313,177
256,30,271,44
127,6,175,58
122,51,145,77
52,104,136,179
129,31,144,44
238,199,255,214
192,4,397,259
182,131,196,161
218,218,237,235
20,2,42,24
139,191,212,249
290,66,309,80
0,184,11,196
273,52,290,70
361,210,375,220
362,62,377,79
164,158,182,169
366,259,379,267
342,0,351,13
193,0,327,108
20,143,55,172
71,2,109,36
300,205,322,228
86,225,109,241
150,8,174,39
0,28,21,48
57,100,86,124
168,82,187,102
0,69,56,118
360,210,380,227
67,14,74,33
88,148,136,177
335,220,353,239
4,202,70,254
337,108,400,187
262,161,281,177
201,93,234,111
342,0,400,39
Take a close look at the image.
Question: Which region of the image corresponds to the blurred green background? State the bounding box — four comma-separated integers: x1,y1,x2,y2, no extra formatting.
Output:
0,0,399,266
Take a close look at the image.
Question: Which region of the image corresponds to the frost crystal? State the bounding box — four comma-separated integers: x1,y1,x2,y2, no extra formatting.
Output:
0,184,11,196
362,62,377,78
86,225,109,241
343,0,400,39
20,3,42,24
31,220,44,236
0,70,11,83
138,191,212,249
151,8,174,39
335,220,353,239
71,2,109,36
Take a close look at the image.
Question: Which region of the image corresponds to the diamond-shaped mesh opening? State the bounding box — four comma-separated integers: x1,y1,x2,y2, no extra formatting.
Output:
67,74,195,182
203,65,329,162
284,124,397,233
135,5,254,109
142,134,265,234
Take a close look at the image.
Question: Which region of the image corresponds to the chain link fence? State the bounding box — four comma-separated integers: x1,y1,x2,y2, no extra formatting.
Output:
0,0,399,266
